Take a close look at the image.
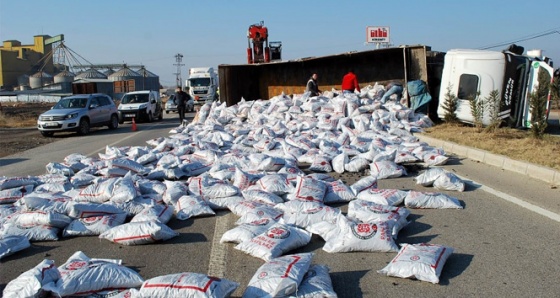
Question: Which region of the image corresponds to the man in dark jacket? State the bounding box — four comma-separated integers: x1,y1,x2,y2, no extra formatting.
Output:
305,73,321,96
174,86,189,125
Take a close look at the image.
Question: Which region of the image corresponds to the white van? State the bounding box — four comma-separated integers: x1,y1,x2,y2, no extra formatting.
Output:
118,90,163,123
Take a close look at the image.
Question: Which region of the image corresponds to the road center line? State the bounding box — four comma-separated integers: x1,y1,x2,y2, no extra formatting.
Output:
457,174,560,223
208,210,232,277
85,131,142,157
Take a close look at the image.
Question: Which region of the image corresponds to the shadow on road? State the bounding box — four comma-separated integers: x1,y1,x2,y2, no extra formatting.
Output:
397,233,439,245
39,114,193,139
0,157,28,167
331,270,370,298
0,243,59,263
439,253,474,285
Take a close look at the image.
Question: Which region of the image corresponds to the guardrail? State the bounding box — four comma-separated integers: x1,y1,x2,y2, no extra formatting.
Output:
0,94,62,103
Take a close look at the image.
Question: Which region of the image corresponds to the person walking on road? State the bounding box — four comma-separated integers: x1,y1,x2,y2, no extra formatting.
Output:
174,86,189,125
306,73,321,97
341,69,361,95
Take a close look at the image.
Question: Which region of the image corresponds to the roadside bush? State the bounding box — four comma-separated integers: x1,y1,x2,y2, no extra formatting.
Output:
441,85,458,123
529,91,547,139
468,92,483,132
529,71,552,139
484,90,502,133
551,77,559,109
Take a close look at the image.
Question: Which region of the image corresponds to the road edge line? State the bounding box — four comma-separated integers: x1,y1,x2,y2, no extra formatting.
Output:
457,174,560,223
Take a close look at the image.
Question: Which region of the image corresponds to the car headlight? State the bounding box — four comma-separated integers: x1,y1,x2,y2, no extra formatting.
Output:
65,113,78,120
139,104,148,109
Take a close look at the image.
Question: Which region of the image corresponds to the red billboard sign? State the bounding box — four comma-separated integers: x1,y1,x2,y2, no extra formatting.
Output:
366,26,390,43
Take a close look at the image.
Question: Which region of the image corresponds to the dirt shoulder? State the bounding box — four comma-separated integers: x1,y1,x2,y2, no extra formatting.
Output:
0,102,59,158
0,127,59,158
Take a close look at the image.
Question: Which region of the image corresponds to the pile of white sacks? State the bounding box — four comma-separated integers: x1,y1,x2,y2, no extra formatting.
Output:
1,88,467,297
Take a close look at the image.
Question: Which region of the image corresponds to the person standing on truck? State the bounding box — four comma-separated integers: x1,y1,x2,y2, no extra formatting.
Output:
306,73,321,96
174,86,188,125
341,69,361,95
380,80,404,104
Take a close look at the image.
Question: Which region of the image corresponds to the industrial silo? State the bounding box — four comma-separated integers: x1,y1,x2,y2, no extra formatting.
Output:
17,74,30,90
109,65,142,92
103,68,116,77
75,68,107,80
137,67,160,91
29,71,54,88
54,70,76,83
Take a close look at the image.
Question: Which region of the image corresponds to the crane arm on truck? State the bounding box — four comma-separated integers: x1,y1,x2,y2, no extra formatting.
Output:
247,21,270,64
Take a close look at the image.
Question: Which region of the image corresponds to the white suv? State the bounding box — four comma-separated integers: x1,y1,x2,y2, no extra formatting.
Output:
37,93,119,137
118,90,163,123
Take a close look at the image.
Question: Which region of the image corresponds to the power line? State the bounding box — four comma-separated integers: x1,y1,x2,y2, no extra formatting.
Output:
477,27,560,50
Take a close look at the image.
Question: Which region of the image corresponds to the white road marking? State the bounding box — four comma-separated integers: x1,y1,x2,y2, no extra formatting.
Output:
86,126,149,156
208,211,232,277
457,174,560,223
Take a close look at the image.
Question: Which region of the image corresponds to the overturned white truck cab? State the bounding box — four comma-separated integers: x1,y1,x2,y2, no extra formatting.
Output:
437,48,554,128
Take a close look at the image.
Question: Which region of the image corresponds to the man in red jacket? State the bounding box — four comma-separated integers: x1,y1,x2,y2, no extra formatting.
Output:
341,69,361,95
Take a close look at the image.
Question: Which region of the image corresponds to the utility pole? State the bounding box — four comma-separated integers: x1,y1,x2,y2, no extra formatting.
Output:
173,53,184,88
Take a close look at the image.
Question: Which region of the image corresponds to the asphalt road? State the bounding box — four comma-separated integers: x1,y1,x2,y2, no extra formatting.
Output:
1,111,560,297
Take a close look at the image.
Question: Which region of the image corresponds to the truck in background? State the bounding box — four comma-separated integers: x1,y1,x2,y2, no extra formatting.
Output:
436,47,555,128
186,67,219,105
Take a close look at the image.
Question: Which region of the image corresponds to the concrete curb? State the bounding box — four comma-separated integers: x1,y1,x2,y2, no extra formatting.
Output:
416,134,560,187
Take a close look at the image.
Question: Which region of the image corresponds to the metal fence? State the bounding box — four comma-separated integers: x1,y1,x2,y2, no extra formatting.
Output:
0,94,63,103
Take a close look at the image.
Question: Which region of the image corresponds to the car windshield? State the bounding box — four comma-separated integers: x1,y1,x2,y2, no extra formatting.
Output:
121,94,149,104
189,78,210,87
53,97,88,109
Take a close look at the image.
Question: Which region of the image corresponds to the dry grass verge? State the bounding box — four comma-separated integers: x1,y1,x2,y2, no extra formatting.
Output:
0,102,53,128
0,113,39,128
424,122,560,171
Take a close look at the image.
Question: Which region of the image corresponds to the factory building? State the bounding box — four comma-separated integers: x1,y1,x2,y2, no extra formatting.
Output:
0,34,161,102
0,35,56,90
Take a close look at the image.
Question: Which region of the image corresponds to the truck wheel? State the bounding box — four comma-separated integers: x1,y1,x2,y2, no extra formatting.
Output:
108,114,119,129
166,111,169,114
147,112,153,123
77,118,90,135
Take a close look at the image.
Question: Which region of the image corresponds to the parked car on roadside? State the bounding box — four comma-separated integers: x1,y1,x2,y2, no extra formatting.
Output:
165,94,194,114
37,93,119,137
118,90,163,123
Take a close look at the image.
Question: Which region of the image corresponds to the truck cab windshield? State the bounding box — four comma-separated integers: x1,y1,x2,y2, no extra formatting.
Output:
189,78,211,87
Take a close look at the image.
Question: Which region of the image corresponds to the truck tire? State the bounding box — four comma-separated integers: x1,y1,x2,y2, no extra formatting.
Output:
147,112,153,123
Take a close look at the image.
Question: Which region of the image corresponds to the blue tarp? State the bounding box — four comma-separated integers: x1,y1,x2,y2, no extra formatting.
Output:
407,80,431,114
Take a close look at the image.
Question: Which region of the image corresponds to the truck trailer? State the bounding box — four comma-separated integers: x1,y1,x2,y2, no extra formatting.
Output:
217,44,555,129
